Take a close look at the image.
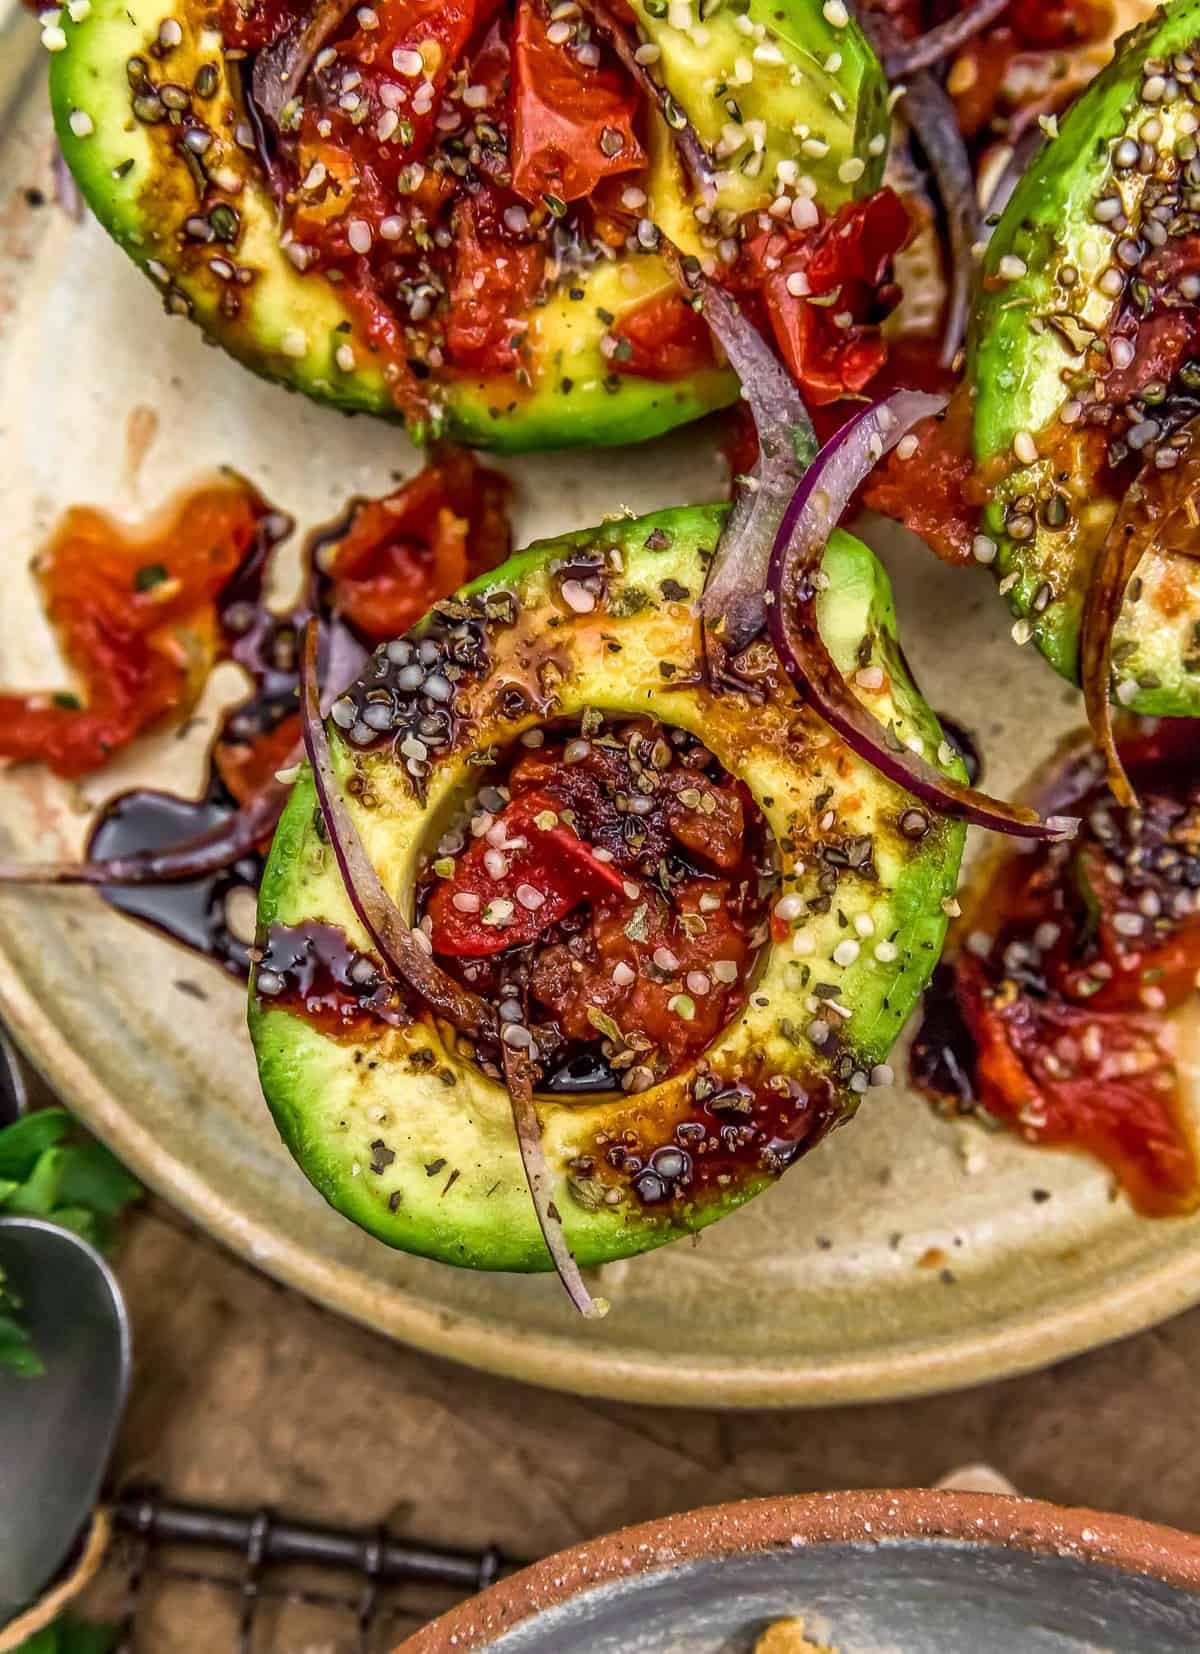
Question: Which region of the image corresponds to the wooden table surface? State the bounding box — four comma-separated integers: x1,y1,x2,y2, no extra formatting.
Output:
67,1179,1200,1653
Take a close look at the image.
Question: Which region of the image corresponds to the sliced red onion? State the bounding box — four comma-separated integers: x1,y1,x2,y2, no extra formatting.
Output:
502,1045,608,1320
696,277,818,655
579,0,716,205
298,621,495,1041
882,0,1009,76
301,623,603,1317
767,395,1078,841
0,770,291,887
898,74,979,370
320,620,368,717
854,7,978,370
52,143,84,222
251,0,360,137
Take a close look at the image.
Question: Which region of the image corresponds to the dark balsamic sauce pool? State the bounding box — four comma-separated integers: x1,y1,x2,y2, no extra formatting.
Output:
908,961,977,1109
88,783,264,979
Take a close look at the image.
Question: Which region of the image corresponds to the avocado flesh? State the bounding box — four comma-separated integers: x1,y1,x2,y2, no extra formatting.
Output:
49,0,887,453
971,0,1200,713
249,507,965,1271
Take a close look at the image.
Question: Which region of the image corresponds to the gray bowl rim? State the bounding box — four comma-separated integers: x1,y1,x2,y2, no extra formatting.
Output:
396,1488,1200,1653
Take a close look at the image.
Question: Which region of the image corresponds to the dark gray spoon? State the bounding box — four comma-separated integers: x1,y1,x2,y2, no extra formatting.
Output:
0,1215,131,1625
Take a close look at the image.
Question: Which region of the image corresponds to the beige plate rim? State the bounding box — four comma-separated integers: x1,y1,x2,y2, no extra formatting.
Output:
7,953,1200,1408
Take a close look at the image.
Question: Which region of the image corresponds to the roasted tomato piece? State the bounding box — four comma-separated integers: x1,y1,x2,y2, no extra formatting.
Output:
218,0,301,47
335,0,491,187
863,385,977,564
1006,0,1112,49
743,189,910,406
427,789,630,955
420,717,771,1084
913,727,1200,1216
611,290,717,382
288,127,370,243
945,0,1112,137
444,197,547,376
0,482,266,779
509,0,645,205
508,728,674,869
530,878,751,1071
1102,312,1197,407
328,448,512,640
662,773,746,870
955,954,1198,1216
214,715,302,806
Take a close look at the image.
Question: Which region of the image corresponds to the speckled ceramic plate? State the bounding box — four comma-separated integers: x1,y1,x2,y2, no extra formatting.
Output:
4,7,1200,1407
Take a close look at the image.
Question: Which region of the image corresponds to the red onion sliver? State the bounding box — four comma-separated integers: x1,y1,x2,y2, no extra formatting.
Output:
251,0,360,136
882,0,1009,75
767,395,1078,841
854,5,978,370
696,277,817,654
898,73,980,371
0,770,292,887
320,621,369,717
502,1044,608,1320
299,622,603,1316
52,143,84,222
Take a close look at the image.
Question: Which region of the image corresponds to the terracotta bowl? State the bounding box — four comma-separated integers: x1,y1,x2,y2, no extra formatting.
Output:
398,1490,1200,1653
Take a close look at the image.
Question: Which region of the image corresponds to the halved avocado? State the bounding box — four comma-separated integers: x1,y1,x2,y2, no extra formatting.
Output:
48,0,887,452
248,506,965,1270
972,0,1200,712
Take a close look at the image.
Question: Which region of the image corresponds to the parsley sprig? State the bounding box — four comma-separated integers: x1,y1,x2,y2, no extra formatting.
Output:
0,1109,140,1378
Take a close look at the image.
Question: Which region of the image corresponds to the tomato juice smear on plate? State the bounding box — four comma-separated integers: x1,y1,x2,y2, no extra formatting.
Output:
0,451,513,973
416,716,777,1094
0,450,510,786
912,721,1200,1216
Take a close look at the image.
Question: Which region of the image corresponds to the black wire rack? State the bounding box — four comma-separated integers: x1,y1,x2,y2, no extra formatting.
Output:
91,1488,520,1653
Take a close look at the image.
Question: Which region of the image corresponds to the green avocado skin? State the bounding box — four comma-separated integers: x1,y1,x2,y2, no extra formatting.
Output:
971,0,1200,714
49,0,887,453
248,506,964,1272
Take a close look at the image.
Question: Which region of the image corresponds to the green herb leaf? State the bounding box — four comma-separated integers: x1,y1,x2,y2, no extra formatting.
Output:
0,1110,72,1182
586,1007,625,1044
624,902,650,943
0,1305,44,1379
56,1141,143,1221
134,562,169,592
790,424,818,469
0,1113,141,1377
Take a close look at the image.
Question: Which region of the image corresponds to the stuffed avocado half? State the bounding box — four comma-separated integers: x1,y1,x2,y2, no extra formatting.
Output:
50,0,888,452
972,0,1200,715
249,505,965,1272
